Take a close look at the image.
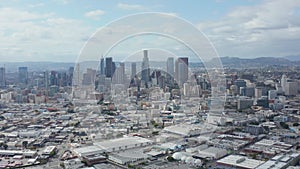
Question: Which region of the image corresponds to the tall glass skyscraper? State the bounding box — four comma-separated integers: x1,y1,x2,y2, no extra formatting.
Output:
141,50,150,84
18,67,28,85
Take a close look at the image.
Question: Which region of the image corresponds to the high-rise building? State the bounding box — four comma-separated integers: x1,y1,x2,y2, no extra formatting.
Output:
166,57,174,77
0,67,5,87
234,79,247,93
175,57,188,85
67,67,74,86
131,62,136,78
73,63,81,86
105,57,115,78
113,63,125,84
44,70,49,89
18,67,28,85
255,87,263,98
240,87,255,97
268,90,277,100
100,56,105,75
285,81,298,96
50,71,58,86
281,74,287,92
141,50,150,84
83,68,97,85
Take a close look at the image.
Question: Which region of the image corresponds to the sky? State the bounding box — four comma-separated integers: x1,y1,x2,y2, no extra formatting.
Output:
0,0,300,62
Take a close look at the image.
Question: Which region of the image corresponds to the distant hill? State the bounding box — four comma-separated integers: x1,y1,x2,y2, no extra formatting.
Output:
210,56,299,68
284,55,300,61
1,56,299,72
0,62,75,73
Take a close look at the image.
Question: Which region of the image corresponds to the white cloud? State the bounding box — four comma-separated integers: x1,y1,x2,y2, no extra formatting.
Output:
0,8,92,62
198,0,300,57
85,10,105,20
117,3,144,10
28,3,44,8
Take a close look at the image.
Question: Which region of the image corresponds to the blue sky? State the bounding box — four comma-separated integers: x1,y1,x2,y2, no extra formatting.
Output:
0,0,300,62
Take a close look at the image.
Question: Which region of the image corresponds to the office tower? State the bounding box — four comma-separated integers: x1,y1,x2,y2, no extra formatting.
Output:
238,98,254,110
167,57,174,77
18,67,28,85
44,70,49,89
131,62,136,78
141,50,150,84
73,63,81,86
268,90,277,100
240,87,255,97
175,57,188,85
255,87,263,98
100,56,105,75
113,63,125,84
105,57,115,78
67,67,74,86
83,68,96,85
285,81,298,96
234,79,247,93
0,67,5,87
281,74,287,92
50,71,58,86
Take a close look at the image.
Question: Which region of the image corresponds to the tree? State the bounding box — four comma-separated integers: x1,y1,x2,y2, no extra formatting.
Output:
22,141,28,149
167,156,175,162
280,122,289,129
3,144,8,150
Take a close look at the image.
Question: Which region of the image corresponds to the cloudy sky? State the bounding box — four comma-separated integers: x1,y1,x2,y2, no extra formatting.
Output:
0,0,300,62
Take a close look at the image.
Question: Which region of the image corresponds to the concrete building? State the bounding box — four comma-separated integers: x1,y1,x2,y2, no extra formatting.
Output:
0,67,5,87
166,57,174,78
240,87,255,97
197,147,227,160
238,97,254,110
113,63,125,84
93,136,153,153
217,155,264,169
105,57,115,78
281,74,287,93
131,62,136,78
141,50,150,85
18,67,28,85
268,90,277,100
255,87,263,98
285,81,298,96
175,57,188,86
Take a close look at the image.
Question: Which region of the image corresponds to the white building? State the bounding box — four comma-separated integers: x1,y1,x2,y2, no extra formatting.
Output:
93,136,153,153
217,155,264,169
285,81,298,96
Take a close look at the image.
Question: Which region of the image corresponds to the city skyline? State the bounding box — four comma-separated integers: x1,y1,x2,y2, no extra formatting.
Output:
0,0,300,62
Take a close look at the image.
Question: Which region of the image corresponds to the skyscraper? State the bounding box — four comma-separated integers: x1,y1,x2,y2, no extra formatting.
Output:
281,74,287,93
73,63,81,86
50,71,58,86
105,57,115,78
166,57,174,77
113,63,125,84
0,67,5,87
67,67,74,86
175,57,188,85
44,70,49,89
285,81,298,96
131,62,136,78
100,56,105,75
141,50,150,84
18,67,28,85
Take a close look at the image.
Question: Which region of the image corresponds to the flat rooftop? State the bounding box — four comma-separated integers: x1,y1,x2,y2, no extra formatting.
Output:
217,155,264,169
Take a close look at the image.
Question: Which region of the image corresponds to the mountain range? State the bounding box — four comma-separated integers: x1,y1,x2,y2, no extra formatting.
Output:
0,56,299,72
